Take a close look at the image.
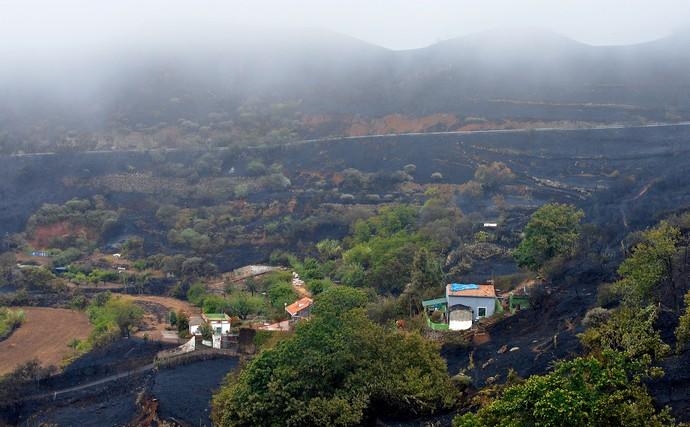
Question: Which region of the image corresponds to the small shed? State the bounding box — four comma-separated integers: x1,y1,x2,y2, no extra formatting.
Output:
509,287,531,313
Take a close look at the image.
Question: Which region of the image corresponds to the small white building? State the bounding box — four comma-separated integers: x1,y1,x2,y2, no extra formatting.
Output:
189,313,231,349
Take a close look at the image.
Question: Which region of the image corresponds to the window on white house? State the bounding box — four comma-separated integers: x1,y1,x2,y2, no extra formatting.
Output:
477,307,487,317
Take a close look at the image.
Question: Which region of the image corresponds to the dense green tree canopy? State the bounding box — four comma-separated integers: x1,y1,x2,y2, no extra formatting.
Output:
614,221,680,306
213,305,456,426
454,351,674,427
513,203,584,271
578,305,670,362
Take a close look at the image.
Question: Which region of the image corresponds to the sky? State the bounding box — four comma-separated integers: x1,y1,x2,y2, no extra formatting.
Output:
1,0,689,52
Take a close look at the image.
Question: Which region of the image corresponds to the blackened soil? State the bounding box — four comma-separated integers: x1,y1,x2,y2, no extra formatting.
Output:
442,280,598,387
43,338,173,391
152,358,239,426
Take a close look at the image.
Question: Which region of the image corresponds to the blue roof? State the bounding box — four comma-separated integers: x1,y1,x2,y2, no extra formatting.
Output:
450,283,479,292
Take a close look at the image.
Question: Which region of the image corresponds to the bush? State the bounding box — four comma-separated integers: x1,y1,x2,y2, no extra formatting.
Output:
176,311,190,335
0,308,25,340
306,278,333,296
403,164,417,174
578,305,669,361
169,311,177,326
267,283,298,310
581,307,611,328
513,203,584,271
246,159,267,176
451,373,473,390
187,283,207,306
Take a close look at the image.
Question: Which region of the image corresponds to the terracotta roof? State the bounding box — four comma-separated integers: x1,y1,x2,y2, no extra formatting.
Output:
285,297,313,316
446,283,496,298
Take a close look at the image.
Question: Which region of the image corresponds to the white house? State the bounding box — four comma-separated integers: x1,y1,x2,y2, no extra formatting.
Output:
189,313,232,349
445,283,497,330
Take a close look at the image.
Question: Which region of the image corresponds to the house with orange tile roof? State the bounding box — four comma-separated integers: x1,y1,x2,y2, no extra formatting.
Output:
422,282,499,331
446,283,497,329
285,297,313,320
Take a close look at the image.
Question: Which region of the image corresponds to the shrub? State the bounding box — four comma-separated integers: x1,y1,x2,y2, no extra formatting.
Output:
306,278,333,296
596,282,619,308
169,311,177,326
187,283,207,306
675,291,690,352
176,311,190,335
267,283,298,310
578,305,669,361
0,308,25,340
246,159,267,176
403,164,417,174
581,307,611,328
451,373,473,389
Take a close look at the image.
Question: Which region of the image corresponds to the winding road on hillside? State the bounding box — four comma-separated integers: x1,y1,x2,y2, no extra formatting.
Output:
5,121,690,158
25,363,155,401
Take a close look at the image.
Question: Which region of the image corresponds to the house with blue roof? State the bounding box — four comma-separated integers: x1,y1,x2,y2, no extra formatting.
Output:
422,282,498,331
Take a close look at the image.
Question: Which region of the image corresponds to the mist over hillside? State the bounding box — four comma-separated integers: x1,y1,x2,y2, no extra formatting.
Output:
2,28,690,154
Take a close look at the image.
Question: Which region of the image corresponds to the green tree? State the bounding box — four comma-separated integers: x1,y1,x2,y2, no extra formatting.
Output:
311,286,370,317
212,308,456,426
410,249,444,295
473,161,515,190
176,311,190,334
244,277,258,296
316,239,342,260
400,248,445,315
187,282,207,306
306,278,334,296
199,321,214,340
246,159,267,176
454,351,674,427
227,293,264,319
107,299,144,338
514,203,584,271
675,291,690,352
578,305,670,362
614,221,680,307
268,283,298,310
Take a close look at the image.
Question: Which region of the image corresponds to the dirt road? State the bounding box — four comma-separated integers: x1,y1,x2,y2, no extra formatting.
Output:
0,307,91,375
118,294,199,341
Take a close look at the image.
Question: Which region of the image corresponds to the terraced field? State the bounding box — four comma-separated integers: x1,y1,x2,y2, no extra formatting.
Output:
0,307,91,375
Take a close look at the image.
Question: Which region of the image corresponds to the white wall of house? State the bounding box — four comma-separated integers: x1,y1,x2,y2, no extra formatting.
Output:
209,320,231,335
448,309,473,330
446,295,496,321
